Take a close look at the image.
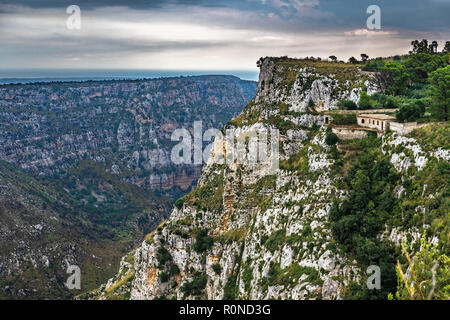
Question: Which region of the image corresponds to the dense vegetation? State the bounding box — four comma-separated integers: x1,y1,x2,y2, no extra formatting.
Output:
42,159,171,240
338,40,449,124
330,135,399,299
0,160,127,299
331,123,449,299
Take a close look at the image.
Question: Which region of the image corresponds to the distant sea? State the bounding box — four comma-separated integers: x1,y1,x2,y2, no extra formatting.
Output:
0,69,259,85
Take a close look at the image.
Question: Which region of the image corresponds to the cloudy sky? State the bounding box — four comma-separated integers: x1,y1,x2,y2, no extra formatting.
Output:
0,0,449,73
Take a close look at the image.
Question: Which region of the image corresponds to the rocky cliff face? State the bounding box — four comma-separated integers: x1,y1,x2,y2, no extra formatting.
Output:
94,58,448,300
0,75,256,191
255,57,379,112
0,75,256,299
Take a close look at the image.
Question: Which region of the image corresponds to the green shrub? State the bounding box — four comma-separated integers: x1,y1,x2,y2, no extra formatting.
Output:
169,264,180,277
266,262,321,288
181,272,207,296
330,153,400,299
428,65,450,121
383,61,410,95
363,58,385,71
242,262,254,292
358,91,373,109
329,113,357,125
156,247,172,268
159,272,169,283
404,53,448,84
302,224,312,237
188,171,224,212
371,94,399,109
325,132,339,146
264,229,286,253
394,234,450,300
338,99,358,110
223,274,238,299
192,229,214,253
212,263,222,275
174,198,184,210
395,100,425,122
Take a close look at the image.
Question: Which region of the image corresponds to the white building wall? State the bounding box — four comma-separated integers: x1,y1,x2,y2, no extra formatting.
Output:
357,116,387,131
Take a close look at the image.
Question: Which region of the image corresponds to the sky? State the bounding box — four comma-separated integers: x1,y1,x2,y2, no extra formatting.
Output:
0,0,449,74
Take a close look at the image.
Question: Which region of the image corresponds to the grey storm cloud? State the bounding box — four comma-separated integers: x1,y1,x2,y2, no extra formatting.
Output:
2,0,449,32
0,0,448,70
0,0,207,10
316,0,450,32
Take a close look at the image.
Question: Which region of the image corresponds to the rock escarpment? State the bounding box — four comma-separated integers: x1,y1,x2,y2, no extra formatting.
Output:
0,75,256,299
0,75,256,191
95,58,448,300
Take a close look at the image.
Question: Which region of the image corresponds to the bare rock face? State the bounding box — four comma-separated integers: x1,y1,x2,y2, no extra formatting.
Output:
255,57,380,112
0,75,256,191
94,58,376,300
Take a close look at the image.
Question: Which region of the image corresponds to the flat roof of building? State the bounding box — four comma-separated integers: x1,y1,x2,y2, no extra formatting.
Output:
358,113,396,120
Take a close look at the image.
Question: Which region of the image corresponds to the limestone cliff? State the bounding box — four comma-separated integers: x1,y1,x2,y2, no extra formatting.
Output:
95,58,449,300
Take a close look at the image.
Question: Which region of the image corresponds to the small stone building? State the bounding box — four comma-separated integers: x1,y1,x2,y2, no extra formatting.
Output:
389,121,429,135
330,125,373,140
357,113,396,132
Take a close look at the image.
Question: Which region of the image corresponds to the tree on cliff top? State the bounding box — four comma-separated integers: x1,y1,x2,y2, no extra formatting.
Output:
428,65,449,121
382,61,410,95
348,56,359,64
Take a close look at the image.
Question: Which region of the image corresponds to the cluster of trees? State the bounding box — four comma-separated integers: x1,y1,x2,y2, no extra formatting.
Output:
326,54,370,64
338,93,398,111
325,131,338,146
381,52,448,92
338,99,358,110
383,51,449,122
395,100,426,123
337,40,449,122
410,39,450,54
347,54,370,64
330,140,400,299
428,66,449,121
181,272,207,296
192,229,214,253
